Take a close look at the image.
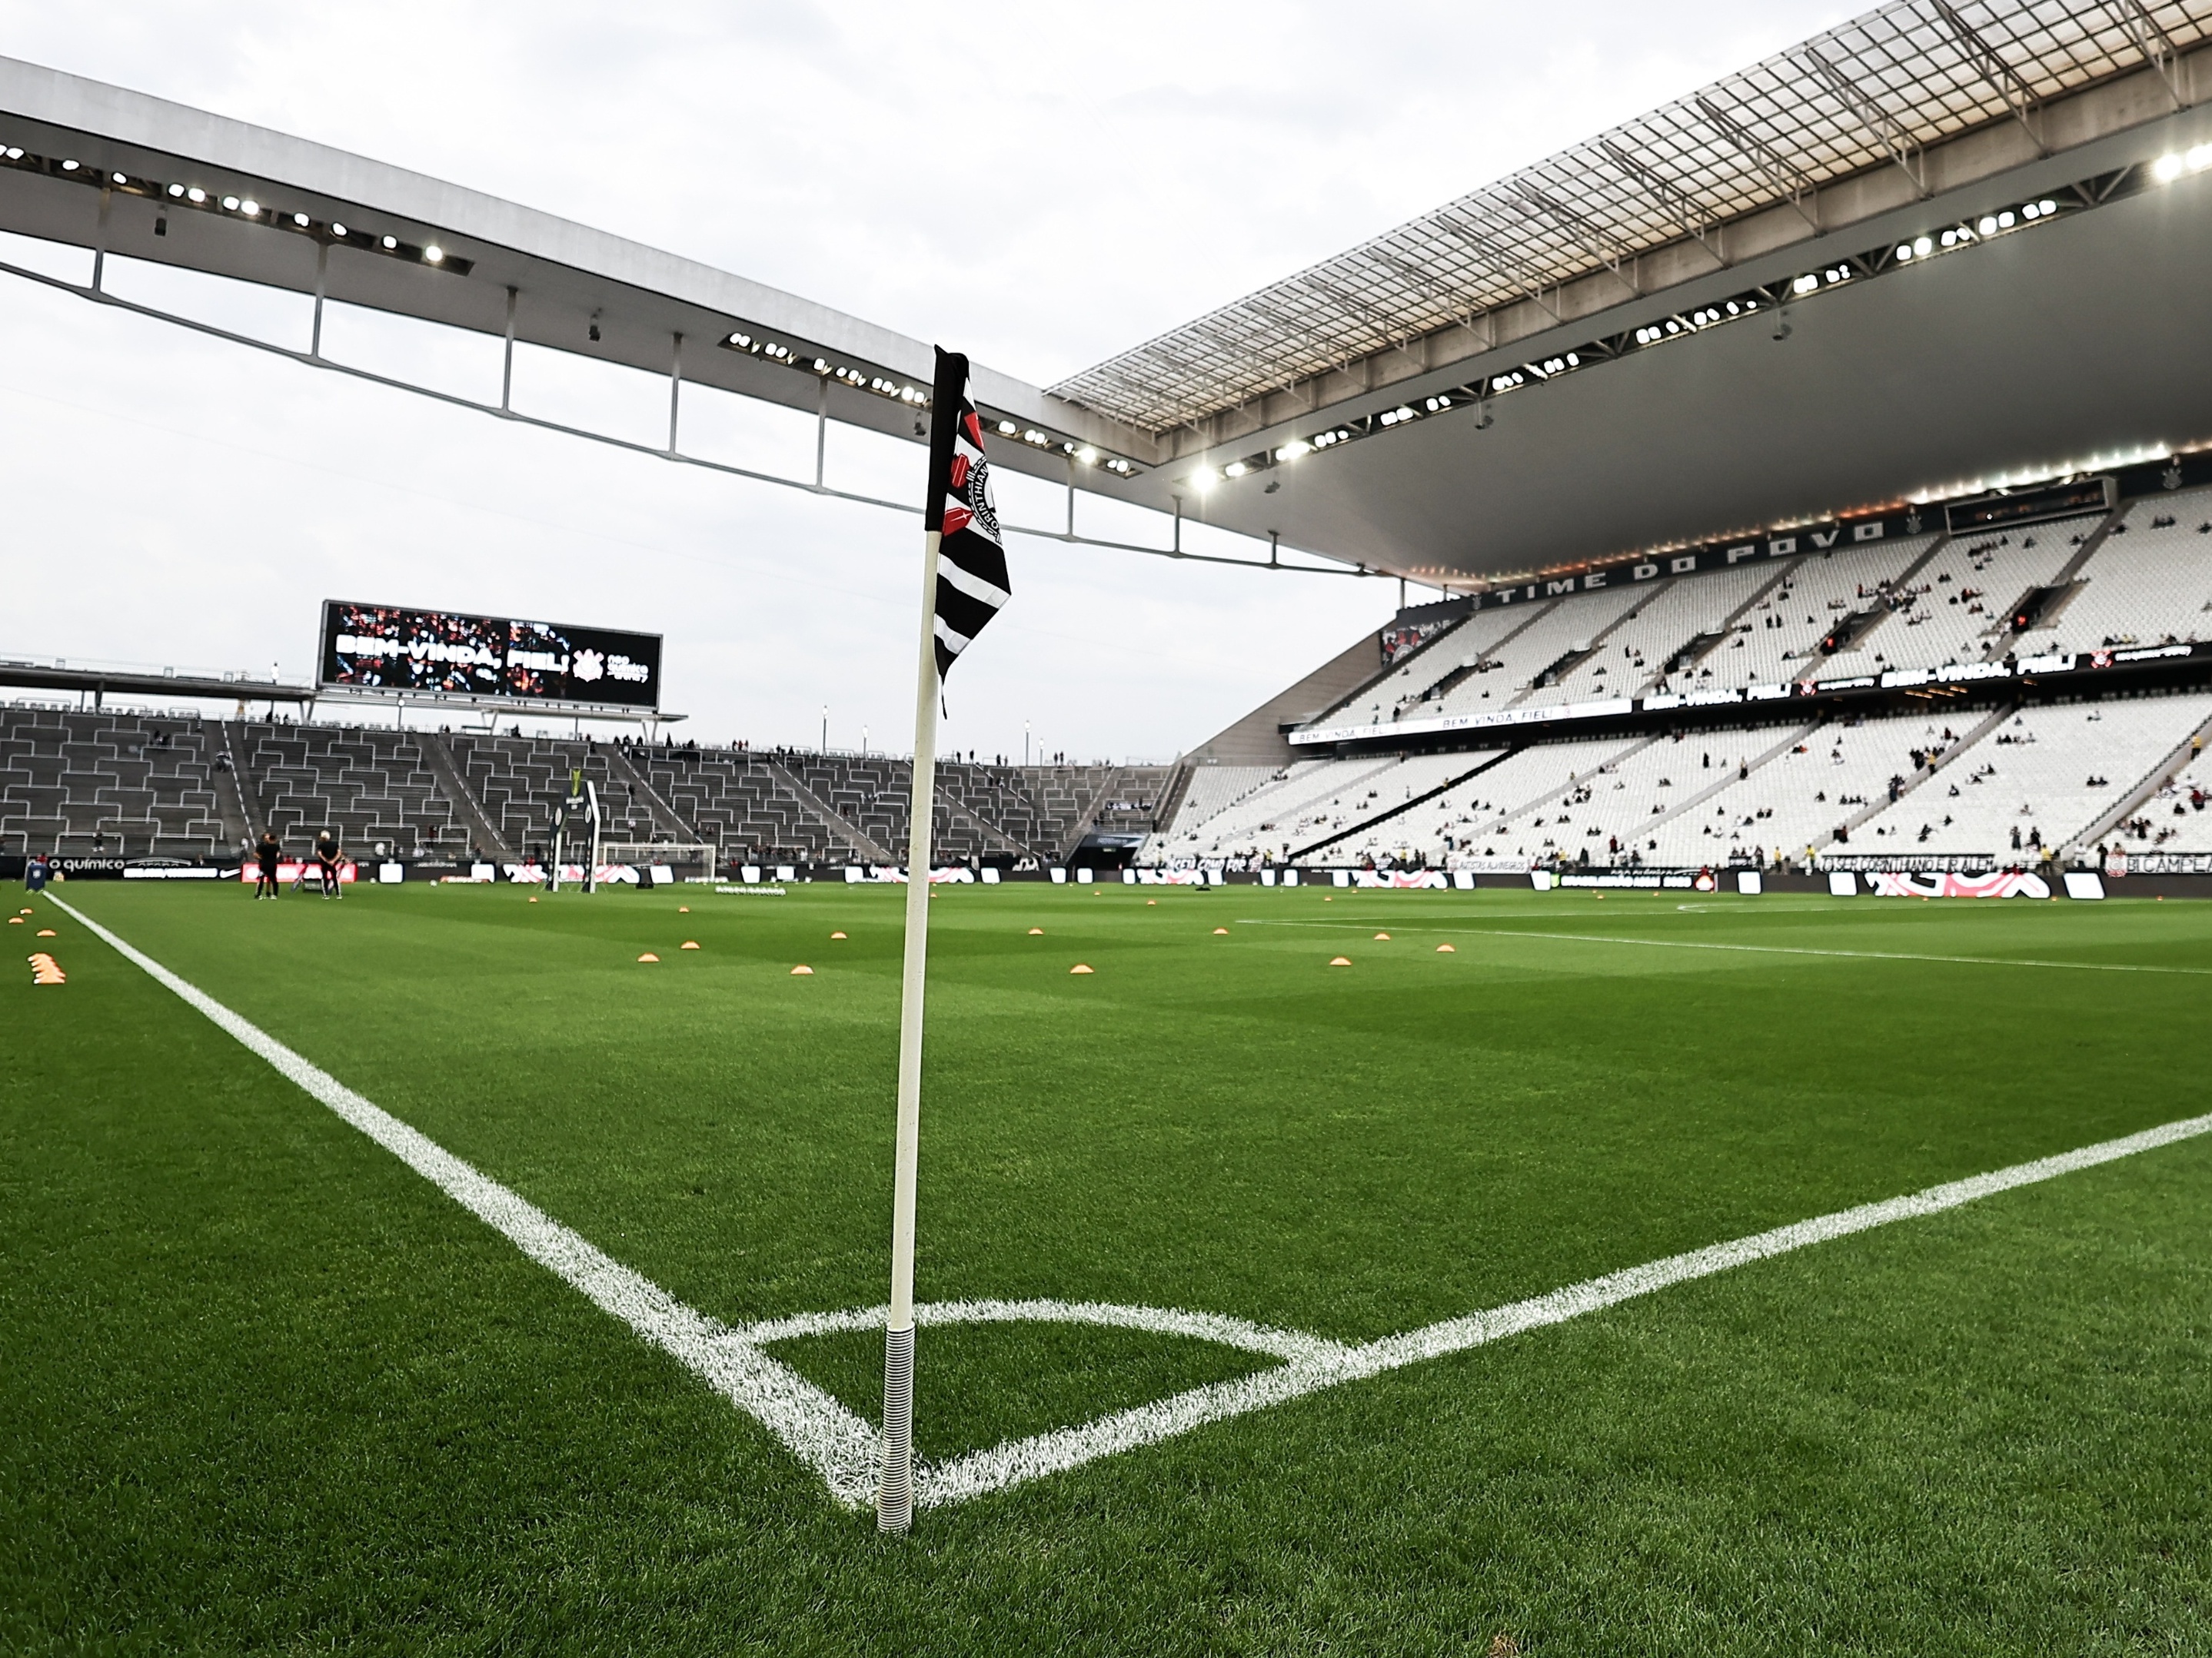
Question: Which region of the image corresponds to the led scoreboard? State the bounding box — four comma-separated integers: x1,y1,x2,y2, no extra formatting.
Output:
318,600,663,711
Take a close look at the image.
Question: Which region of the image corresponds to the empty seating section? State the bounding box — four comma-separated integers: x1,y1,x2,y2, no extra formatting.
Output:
1644,713,1941,866
1849,693,2212,856
1383,736,1633,861
245,723,470,856
0,707,228,856
1728,535,1936,687
1172,757,1412,862
1312,749,1533,863
2127,742,2212,852
1332,608,1528,723
1162,765,1277,839
1854,515,2100,675
1439,588,1645,716
2027,499,2212,655
1522,564,1775,708
1497,729,1769,864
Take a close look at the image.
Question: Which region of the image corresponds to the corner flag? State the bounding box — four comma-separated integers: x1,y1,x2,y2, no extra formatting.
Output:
877,347,1009,1533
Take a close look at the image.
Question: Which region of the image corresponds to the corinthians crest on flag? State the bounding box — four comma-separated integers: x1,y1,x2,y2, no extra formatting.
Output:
923,348,1010,679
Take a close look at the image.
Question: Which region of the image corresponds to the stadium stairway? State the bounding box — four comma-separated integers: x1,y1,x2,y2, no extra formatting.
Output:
2068,703,2212,849
417,731,516,860
1978,507,2123,660
1824,699,2017,850
763,761,897,864
1635,566,1793,695
1507,581,1668,706
1289,748,1522,861
1635,719,1824,837
602,744,701,845
1815,535,1951,676
218,721,268,840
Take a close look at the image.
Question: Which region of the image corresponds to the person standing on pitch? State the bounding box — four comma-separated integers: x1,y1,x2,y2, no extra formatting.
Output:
254,829,281,899
314,829,344,899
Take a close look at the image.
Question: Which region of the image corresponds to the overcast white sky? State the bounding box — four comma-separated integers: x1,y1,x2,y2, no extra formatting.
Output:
0,2,1857,759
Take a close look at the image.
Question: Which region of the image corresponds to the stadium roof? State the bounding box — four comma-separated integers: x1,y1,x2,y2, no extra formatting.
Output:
0,8,2210,589
1053,0,2212,435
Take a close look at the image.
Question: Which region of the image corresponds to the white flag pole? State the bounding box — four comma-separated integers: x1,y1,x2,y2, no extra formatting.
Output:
876,522,943,1534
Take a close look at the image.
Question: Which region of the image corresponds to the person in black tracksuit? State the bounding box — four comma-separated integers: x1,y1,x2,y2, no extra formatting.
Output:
254,830,281,899
314,830,343,899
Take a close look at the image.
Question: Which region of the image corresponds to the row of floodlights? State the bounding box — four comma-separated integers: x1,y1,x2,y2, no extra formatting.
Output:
0,142,464,274
1183,176,2107,493
0,138,1148,477
719,329,1138,475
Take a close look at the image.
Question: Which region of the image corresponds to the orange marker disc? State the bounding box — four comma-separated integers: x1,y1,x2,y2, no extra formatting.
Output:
1329,956,1352,966
790,964,815,975
1212,927,1229,935
1069,963,1094,975
1436,943,1457,952
680,941,700,949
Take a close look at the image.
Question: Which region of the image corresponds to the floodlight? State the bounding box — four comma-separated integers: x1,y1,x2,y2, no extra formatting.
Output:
330,221,346,236
424,245,444,264
187,188,205,203
381,234,397,248
997,419,1017,435
2154,152,2184,182
1224,460,1249,477
3,148,21,159
1076,447,1098,464
166,182,182,197
1276,440,1311,460
292,211,308,226
2190,144,2212,171
2038,198,2056,213
1894,243,1913,261
1914,234,1932,255
1977,215,1997,234
239,200,260,216
110,171,126,184
1997,210,2014,228
1189,466,1218,492
60,158,77,171
1792,273,1818,294
221,194,238,209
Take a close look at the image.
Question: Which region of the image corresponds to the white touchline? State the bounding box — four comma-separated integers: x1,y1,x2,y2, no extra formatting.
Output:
1233,918,2212,976
52,893,2212,1514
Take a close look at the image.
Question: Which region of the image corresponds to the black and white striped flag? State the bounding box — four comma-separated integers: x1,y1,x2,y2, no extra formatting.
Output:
923,347,1010,679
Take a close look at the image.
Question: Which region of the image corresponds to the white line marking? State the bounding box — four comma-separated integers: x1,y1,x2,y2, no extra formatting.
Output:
744,1298,1350,1365
1233,919,2212,976
914,1106,2212,1507
54,895,2212,1513
47,895,883,1504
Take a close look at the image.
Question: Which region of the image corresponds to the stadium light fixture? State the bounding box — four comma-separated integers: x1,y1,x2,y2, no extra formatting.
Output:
1188,466,1218,493
186,188,205,203
381,234,397,248
2191,144,2212,172
109,170,125,184
239,200,260,217
220,194,238,209
423,245,444,264
1223,460,1249,478
60,158,77,171
330,221,346,236
2154,152,2185,182
1276,439,1311,460
292,211,308,227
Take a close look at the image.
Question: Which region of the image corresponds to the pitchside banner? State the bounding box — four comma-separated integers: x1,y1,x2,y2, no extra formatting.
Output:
318,601,663,710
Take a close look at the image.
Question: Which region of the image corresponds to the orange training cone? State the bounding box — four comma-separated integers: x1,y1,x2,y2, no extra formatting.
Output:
1436,943,1456,953
1373,932,1390,940
831,931,848,939
1212,927,1229,935
36,929,55,937
1069,963,1094,975
1027,928,1043,935
1329,956,1352,966
790,964,814,975
681,941,700,950
638,952,660,962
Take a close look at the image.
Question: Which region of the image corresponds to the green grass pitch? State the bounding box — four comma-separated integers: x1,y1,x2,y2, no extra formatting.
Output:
5,875,2212,1654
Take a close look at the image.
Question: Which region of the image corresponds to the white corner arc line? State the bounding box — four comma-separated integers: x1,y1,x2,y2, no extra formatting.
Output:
52,895,2212,1514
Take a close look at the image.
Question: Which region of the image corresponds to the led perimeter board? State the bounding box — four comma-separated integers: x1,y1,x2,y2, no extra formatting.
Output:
318,601,663,711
